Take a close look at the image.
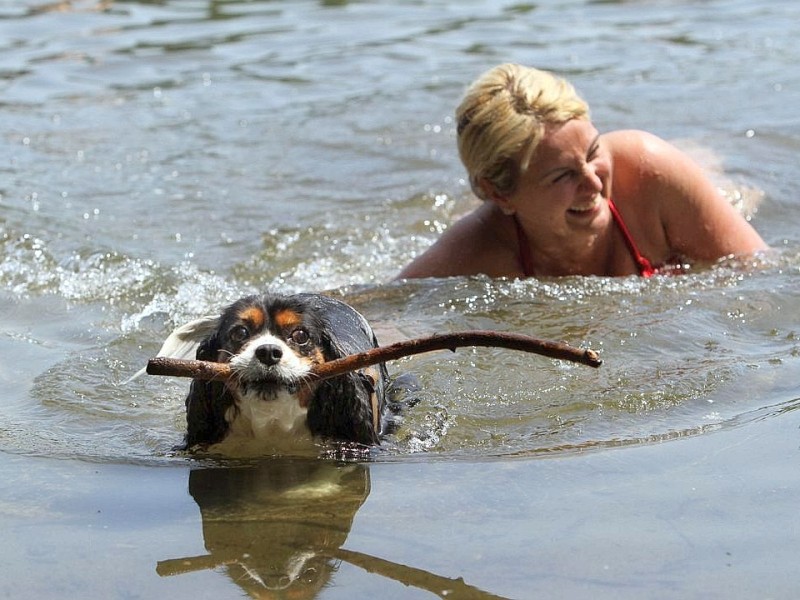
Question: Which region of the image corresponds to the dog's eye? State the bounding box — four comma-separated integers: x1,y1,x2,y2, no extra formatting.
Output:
289,328,310,345
229,325,250,343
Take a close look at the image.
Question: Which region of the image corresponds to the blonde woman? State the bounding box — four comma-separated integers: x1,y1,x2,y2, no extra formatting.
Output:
396,63,766,279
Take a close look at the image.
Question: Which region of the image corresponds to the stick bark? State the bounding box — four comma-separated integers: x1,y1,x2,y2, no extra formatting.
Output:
146,330,601,382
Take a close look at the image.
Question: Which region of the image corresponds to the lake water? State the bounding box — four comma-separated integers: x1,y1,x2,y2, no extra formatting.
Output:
2,0,799,598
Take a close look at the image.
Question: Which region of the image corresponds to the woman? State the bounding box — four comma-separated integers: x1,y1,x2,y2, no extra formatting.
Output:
396,63,766,279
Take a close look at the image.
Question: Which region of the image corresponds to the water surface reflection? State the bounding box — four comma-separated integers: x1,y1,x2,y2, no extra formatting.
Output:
158,459,509,599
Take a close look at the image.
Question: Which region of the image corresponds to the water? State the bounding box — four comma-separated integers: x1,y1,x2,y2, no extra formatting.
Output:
2,0,800,597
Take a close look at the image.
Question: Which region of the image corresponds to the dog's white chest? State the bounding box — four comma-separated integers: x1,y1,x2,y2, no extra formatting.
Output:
212,390,315,456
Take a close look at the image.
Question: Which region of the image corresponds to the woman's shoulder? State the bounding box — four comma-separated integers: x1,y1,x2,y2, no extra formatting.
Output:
604,129,704,192
603,129,767,259
602,129,674,161
394,204,522,279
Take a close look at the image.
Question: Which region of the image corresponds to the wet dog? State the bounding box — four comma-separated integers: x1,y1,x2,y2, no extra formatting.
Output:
155,293,394,455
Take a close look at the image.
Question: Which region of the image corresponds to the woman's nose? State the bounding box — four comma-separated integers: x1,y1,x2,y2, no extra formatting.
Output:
578,164,603,193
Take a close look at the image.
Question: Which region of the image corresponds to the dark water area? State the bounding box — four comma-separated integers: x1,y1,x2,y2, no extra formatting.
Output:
2,0,800,597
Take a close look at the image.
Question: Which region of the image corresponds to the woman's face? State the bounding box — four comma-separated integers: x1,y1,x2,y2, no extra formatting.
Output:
501,119,613,238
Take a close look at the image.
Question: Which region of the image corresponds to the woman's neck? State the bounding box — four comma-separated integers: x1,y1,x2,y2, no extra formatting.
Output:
510,211,618,277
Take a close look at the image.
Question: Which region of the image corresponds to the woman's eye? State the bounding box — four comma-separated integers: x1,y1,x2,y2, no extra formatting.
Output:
553,170,573,183
290,328,310,345
229,325,249,343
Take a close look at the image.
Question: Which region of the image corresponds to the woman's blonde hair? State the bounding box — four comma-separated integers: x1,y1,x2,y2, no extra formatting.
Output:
455,63,589,200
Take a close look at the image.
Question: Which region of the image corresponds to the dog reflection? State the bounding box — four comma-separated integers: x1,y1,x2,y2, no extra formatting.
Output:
159,459,369,598
158,459,511,600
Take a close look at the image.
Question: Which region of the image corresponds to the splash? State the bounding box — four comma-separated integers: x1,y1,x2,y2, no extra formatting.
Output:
3,219,800,463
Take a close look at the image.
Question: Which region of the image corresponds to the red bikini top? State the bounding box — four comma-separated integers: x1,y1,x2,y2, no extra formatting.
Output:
606,197,656,277
514,197,656,278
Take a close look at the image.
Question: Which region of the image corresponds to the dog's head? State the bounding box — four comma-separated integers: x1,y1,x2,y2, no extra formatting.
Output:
165,293,388,454
202,294,334,398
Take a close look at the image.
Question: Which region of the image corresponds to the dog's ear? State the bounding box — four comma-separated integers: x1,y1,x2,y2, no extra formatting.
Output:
181,379,233,450
307,375,380,445
124,316,220,384
315,324,350,362
195,332,220,362
123,315,220,384
158,315,220,360
171,318,233,451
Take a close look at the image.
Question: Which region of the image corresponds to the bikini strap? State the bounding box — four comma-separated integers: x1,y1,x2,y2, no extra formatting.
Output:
607,197,656,277
514,200,656,278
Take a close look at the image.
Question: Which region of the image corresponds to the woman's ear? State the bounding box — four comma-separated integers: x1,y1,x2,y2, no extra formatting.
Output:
477,178,516,215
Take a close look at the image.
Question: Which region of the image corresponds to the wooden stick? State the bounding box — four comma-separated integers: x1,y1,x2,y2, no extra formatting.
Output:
147,357,231,380
146,330,601,382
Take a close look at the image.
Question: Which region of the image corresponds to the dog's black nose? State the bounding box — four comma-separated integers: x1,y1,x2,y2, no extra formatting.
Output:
255,344,283,366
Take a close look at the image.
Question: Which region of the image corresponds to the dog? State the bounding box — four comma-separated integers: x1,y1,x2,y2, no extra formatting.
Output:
155,292,395,455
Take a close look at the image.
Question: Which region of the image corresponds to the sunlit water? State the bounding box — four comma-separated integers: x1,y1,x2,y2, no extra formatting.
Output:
1,0,800,597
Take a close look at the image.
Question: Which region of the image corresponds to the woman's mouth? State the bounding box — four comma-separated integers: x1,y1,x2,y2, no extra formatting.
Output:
567,195,602,215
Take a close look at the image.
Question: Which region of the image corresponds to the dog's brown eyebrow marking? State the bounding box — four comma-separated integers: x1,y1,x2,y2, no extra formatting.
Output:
238,306,266,330
273,308,302,330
